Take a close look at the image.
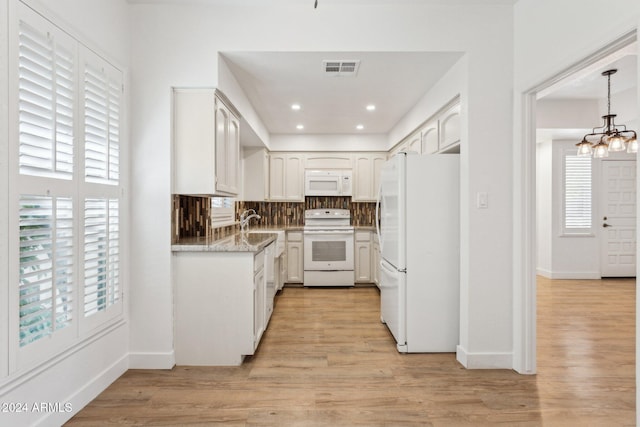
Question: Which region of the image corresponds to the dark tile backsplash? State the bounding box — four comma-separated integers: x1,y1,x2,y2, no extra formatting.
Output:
172,195,377,242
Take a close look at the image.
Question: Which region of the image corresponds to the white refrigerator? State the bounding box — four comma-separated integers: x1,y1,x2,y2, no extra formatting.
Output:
376,152,459,353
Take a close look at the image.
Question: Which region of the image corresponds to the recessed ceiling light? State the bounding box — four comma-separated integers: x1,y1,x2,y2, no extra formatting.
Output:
366,104,376,111
291,104,301,111
296,124,304,130
356,124,364,130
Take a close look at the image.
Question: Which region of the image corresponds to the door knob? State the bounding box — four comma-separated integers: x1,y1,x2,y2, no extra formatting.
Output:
603,223,612,228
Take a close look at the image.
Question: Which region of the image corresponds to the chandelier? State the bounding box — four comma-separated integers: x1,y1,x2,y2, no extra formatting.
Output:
576,69,637,158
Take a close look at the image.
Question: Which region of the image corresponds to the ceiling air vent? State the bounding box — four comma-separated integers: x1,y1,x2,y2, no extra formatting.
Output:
323,60,360,77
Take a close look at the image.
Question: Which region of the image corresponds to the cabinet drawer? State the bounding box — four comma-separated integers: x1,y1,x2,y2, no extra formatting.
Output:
287,231,303,242
254,250,265,273
355,231,371,242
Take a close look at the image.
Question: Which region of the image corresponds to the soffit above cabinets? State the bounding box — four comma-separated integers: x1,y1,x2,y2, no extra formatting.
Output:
220,51,464,136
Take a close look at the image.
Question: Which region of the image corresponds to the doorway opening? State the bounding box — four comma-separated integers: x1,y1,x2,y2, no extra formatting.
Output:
515,30,638,375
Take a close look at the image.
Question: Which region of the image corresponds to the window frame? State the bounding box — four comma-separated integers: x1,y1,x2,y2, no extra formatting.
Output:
561,148,594,236
7,2,127,373
211,197,236,227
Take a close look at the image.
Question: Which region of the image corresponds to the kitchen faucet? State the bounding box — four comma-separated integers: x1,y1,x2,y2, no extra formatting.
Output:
240,209,261,232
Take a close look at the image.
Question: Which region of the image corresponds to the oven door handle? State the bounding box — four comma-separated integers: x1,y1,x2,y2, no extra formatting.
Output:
303,230,354,235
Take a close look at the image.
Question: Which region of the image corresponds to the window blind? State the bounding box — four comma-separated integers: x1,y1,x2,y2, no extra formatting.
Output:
84,63,120,184
564,154,592,231
18,20,74,179
19,195,74,347
211,197,235,225
83,198,119,317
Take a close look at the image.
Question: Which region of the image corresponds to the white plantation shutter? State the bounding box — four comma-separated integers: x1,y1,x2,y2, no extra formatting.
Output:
83,198,120,317
19,195,74,347
83,56,121,184
564,153,592,233
17,18,75,179
11,3,125,365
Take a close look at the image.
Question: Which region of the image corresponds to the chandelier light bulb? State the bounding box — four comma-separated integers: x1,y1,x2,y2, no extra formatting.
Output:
607,134,626,152
593,141,609,158
627,135,638,154
576,140,593,157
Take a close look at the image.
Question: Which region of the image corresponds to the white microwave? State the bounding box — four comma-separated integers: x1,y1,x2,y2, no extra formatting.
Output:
305,170,352,196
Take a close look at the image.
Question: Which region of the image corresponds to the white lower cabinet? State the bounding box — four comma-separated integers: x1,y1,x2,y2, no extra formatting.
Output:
372,234,380,288
355,231,372,283
253,249,266,350
286,231,304,283
173,247,270,366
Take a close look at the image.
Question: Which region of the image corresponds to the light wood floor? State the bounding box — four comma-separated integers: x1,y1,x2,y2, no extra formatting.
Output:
66,278,635,426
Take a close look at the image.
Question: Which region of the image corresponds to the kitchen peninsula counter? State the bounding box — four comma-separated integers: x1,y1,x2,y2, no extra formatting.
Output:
172,232,277,252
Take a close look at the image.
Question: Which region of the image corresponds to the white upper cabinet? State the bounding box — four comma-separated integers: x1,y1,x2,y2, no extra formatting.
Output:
390,98,461,156
173,88,240,196
306,153,353,169
269,153,305,201
353,152,387,202
421,119,439,155
439,103,461,151
406,130,422,154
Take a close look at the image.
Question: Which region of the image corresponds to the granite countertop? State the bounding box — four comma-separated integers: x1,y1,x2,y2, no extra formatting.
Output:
172,225,377,253
172,232,278,252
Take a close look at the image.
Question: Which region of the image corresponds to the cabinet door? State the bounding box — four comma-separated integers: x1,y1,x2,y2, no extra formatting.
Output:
226,113,240,194
354,154,373,201
215,101,229,192
440,103,461,150
407,131,422,154
285,154,304,201
269,154,286,200
355,242,371,282
372,154,386,201
253,266,265,349
306,153,353,169
353,153,386,202
287,242,304,283
173,89,216,195
421,120,439,155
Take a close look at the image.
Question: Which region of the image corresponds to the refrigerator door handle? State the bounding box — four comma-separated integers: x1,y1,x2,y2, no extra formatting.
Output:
379,258,396,276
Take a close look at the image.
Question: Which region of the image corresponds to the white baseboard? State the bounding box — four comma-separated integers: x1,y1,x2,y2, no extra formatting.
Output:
456,345,513,369
536,267,552,278
34,354,128,427
536,269,601,280
129,351,175,369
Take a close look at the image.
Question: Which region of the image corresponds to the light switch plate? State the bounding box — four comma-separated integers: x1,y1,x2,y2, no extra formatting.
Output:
477,192,488,209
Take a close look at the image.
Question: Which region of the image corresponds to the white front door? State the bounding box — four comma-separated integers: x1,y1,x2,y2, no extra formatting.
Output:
600,160,636,277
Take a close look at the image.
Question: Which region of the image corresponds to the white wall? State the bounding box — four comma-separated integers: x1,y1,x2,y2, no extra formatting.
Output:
0,0,131,425
536,99,601,130
536,140,600,279
536,140,553,276
130,1,515,370
513,0,640,404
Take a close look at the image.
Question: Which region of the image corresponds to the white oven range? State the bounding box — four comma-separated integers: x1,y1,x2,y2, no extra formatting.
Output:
303,209,354,287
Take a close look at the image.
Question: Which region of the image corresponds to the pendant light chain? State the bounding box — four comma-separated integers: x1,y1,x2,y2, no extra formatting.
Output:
606,71,611,118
